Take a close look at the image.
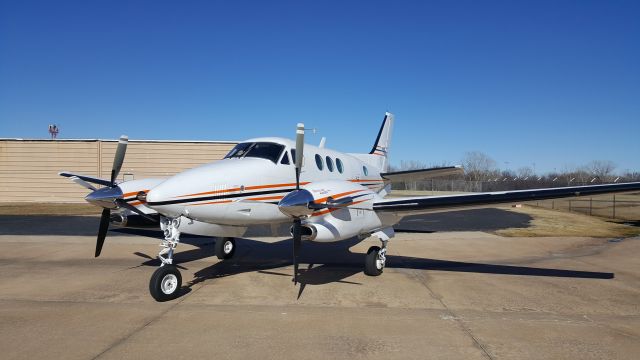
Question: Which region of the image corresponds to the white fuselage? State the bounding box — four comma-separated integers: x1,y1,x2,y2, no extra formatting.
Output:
141,137,396,241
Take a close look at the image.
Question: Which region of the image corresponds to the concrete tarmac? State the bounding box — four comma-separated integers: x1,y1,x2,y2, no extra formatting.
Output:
1,214,639,359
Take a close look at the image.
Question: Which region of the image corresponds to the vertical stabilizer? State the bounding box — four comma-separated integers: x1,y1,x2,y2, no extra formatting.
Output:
369,112,394,171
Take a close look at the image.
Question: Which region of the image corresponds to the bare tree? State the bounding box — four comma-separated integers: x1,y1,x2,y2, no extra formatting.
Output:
462,151,497,181
587,160,616,182
517,167,534,179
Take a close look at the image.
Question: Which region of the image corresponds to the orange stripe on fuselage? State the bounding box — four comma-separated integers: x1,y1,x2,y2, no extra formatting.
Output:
245,195,284,201
123,189,149,198
312,189,365,204
311,199,369,217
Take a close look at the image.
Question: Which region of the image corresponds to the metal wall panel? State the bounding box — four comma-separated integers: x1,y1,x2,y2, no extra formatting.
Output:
0,139,237,202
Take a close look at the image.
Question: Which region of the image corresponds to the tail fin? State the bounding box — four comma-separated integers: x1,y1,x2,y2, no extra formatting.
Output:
369,112,394,171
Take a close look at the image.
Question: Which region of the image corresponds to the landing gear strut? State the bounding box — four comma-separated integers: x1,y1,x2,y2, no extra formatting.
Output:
149,217,183,301
215,237,236,260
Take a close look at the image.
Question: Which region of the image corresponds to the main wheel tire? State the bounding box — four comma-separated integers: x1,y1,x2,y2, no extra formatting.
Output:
149,265,182,302
364,246,384,276
215,237,236,260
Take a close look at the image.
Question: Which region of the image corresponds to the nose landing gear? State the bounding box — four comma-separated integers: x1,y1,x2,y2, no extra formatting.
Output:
149,217,183,301
149,264,182,302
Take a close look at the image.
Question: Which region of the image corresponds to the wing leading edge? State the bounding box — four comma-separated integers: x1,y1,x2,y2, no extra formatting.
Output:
373,182,640,213
380,166,464,182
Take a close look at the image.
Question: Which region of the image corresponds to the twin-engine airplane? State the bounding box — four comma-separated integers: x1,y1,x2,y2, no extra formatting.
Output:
61,113,640,301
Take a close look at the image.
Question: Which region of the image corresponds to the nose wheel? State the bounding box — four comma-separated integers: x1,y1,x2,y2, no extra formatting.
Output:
149,264,182,302
215,237,236,260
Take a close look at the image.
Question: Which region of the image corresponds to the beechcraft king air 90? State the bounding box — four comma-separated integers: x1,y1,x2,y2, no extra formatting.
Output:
60,113,640,301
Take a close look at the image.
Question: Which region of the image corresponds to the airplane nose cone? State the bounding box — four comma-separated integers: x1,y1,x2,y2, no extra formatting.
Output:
85,186,122,209
146,185,184,217
278,189,315,218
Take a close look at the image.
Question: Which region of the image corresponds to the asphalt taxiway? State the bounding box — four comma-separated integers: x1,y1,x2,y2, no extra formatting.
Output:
1,210,639,359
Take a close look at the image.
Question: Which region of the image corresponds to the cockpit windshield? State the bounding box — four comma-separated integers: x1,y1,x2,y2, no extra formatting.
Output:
224,142,285,163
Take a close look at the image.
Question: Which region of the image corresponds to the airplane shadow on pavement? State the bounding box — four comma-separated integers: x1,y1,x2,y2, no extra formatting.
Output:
131,236,614,300
0,212,614,299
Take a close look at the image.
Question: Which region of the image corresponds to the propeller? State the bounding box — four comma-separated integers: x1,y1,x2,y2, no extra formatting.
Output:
277,123,307,284
61,135,154,257
93,135,129,257
292,123,305,284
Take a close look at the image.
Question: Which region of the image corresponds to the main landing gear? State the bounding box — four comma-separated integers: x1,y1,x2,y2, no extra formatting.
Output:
215,237,236,260
148,218,238,302
364,229,392,276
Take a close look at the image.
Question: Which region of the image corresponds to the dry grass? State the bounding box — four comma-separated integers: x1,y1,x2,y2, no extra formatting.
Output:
0,203,100,216
531,192,640,221
496,205,640,238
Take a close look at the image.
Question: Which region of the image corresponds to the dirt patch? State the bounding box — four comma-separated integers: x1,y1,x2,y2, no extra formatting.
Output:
0,202,100,216
496,205,640,238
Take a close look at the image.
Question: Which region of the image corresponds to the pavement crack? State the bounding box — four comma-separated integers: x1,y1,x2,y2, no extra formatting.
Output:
407,268,495,360
90,289,195,359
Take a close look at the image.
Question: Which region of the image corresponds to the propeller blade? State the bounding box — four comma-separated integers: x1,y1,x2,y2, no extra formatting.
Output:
292,218,302,285
110,135,128,185
71,176,97,191
59,172,112,187
295,123,304,190
115,199,157,222
96,208,110,257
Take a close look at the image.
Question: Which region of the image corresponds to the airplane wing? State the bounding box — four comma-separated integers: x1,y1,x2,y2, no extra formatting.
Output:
380,166,464,182
373,182,640,214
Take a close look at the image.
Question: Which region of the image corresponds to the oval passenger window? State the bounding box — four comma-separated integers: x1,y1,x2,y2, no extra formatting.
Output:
315,154,324,170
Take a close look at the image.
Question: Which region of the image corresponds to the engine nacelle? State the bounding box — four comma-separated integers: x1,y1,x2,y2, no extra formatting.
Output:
302,206,384,243
286,179,384,242
110,213,159,229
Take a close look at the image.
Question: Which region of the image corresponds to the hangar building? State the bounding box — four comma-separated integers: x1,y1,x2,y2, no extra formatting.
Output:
0,139,237,203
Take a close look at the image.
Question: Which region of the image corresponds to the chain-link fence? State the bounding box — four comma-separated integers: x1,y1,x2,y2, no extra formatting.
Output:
391,180,640,221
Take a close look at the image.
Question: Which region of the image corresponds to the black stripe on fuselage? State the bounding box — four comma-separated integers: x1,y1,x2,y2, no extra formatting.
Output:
147,188,296,206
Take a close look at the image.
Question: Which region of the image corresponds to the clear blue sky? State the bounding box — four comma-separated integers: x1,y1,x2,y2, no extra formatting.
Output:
1,0,639,174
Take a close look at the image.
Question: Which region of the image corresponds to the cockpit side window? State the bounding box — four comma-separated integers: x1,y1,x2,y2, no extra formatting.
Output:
224,143,253,159
280,151,290,165
224,142,285,164
244,142,285,163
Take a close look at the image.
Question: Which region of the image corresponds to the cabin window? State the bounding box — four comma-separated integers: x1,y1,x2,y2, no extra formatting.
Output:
224,142,285,164
336,158,344,173
326,156,334,172
315,154,324,170
363,166,369,176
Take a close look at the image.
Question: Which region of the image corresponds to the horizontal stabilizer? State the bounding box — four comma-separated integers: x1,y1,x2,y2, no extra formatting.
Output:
59,172,112,187
381,166,464,182
374,181,640,214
